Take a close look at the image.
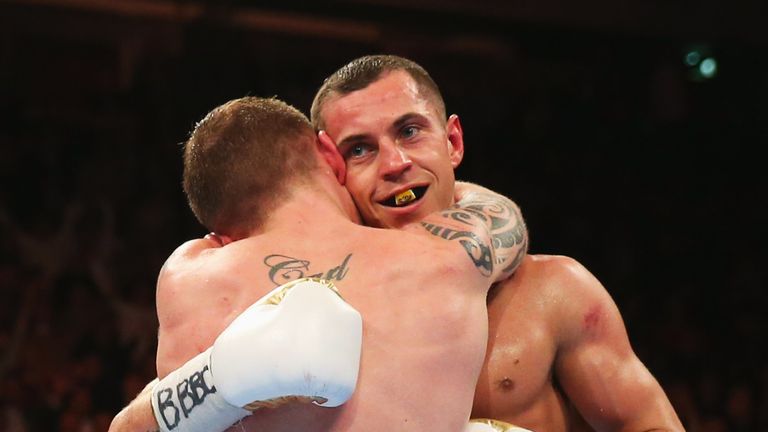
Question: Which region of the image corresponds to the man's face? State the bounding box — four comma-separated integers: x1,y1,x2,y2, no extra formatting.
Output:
320,70,464,228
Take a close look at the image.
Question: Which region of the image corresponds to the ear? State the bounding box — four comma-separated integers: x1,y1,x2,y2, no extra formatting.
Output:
317,130,347,184
446,114,465,169
204,232,233,246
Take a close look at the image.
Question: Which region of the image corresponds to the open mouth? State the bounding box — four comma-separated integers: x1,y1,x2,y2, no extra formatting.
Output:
380,186,428,207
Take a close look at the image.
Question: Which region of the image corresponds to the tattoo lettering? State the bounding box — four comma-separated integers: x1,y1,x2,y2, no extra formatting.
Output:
263,253,352,286
421,222,493,276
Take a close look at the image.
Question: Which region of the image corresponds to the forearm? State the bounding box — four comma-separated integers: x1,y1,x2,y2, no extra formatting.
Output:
109,379,159,432
611,378,685,432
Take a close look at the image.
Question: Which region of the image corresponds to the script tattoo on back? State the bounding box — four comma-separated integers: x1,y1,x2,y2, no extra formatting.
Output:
421,193,527,278
263,253,352,286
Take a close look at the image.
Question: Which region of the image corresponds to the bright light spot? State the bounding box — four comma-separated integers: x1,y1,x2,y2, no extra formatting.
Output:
685,51,702,66
699,58,718,78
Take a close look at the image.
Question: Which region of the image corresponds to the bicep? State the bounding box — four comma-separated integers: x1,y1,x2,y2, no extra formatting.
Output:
556,333,668,430
554,271,681,431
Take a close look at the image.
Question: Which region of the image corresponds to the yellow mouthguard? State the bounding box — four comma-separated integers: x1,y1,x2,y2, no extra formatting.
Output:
395,189,417,206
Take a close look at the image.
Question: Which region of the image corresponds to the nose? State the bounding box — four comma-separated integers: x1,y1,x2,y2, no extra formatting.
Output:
378,140,412,180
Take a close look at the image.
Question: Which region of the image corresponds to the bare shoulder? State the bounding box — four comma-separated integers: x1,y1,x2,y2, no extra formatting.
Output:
155,238,236,375
398,221,501,285
520,255,625,345
157,239,211,329
526,254,593,281
359,228,489,296
160,237,220,278
536,257,684,430
524,254,606,300
393,227,489,275
156,236,232,300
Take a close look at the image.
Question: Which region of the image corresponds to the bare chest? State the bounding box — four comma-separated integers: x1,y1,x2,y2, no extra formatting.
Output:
475,309,556,405
471,285,569,429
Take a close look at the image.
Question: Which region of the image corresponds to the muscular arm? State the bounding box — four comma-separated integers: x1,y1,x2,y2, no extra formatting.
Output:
405,181,528,283
111,237,236,432
552,258,683,432
155,237,233,378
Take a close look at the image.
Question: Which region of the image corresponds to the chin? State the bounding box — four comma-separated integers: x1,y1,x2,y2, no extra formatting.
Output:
372,215,408,230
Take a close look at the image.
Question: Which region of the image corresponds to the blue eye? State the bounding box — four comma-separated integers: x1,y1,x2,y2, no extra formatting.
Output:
346,144,371,159
401,125,419,139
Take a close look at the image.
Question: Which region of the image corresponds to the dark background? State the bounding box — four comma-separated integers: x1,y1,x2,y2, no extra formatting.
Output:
1,1,766,431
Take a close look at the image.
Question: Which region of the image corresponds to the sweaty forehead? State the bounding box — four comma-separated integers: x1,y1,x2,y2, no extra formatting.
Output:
320,71,438,137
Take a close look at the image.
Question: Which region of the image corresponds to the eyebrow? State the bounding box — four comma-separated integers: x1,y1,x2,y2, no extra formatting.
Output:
336,112,430,149
391,112,429,133
337,133,370,150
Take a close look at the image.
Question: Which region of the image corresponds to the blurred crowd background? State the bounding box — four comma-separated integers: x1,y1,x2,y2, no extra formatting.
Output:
1,1,766,431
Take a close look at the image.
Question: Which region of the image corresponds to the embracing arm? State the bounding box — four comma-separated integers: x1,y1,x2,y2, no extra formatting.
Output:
109,380,159,432
552,257,683,432
111,237,363,432
406,181,527,283
110,237,240,432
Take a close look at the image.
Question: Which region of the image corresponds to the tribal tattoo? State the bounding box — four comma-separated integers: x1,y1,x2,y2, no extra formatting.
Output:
421,222,494,276
421,192,527,278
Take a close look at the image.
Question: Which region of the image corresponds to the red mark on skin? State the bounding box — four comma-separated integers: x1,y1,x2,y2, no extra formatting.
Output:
583,305,603,332
498,377,516,392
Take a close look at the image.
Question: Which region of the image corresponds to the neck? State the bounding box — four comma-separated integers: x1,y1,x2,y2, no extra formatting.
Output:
250,171,361,235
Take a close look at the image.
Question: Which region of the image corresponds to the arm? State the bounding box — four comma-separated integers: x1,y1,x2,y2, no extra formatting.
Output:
109,238,227,432
552,258,684,432
404,181,528,283
111,241,362,432
453,181,528,279
155,238,229,378
109,380,158,432
109,237,239,432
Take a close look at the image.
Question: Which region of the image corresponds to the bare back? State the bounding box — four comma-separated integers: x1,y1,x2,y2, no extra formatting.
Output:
156,219,492,432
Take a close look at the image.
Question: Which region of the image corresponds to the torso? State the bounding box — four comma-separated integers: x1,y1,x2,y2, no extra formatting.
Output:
156,222,492,432
472,255,582,432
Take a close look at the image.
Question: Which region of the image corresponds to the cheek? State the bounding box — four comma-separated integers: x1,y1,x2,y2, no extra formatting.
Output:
435,167,456,203
346,166,379,198
344,180,369,208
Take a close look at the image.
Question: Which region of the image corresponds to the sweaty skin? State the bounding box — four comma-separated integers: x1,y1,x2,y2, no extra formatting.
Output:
155,201,513,432
149,97,527,432
318,68,683,431
109,93,527,432
473,255,683,431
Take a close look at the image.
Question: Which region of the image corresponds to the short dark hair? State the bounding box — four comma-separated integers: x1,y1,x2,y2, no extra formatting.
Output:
310,54,446,130
183,96,317,237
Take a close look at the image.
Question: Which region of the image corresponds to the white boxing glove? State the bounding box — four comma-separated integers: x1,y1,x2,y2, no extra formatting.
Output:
465,419,534,432
151,278,363,432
